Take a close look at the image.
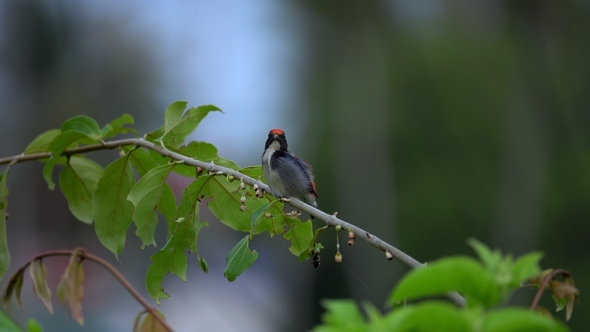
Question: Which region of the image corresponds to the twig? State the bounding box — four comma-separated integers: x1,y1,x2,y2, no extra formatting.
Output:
0,138,466,307
20,249,173,332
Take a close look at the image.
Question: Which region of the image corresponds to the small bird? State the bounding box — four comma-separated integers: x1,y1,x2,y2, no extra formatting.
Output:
262,129,318,213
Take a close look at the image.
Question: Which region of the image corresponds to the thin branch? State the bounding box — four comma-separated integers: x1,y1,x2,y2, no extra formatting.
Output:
1,138,466,307
20,249,173,332
529,269,568,311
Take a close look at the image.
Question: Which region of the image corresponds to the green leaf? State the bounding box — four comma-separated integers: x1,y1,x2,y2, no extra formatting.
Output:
224,236,258,282
128,147,160,175
23,129,61,154
62,115,102,141
315,300,367,331
93,155,135,257
102,113,137,139
29,260,53,315
390,256,500,307
163,101,189,133
179,141,239,170
284,219,313,257
195,175,274,234
483,308,570,332
250,204,270,231
59,157,104,224
177,180,208,255
468,238,501,273
0,310,23,332
42,131,88,190
162,103,223,149
146,218,195,303
27,318,44,332
128,164,176,247
0,169,9,281
239,166,264,182
511,251,543,288
56,251,85,325
385,301,471,332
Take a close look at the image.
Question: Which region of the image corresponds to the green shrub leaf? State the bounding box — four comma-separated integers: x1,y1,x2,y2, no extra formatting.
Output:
390,256,499,307
42,131,89,190
128,164,176,247
161,103,223,149
59,157,104,224
224,236,258,282
102,113,137,138
23,129,61,154
146,218,195,304
62,115,102,141
284,219,313,257
483,308,569,332
92,155,135,257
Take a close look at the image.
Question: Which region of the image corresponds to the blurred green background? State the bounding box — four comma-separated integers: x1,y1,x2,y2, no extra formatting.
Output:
0,0,588,331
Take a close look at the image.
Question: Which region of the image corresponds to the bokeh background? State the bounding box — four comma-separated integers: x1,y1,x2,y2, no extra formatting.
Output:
1,0,589,331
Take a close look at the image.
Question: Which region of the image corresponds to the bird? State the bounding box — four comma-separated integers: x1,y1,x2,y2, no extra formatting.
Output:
261,129,318,215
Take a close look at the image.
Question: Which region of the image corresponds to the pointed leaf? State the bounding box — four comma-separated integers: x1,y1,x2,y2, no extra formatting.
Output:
61,115,102,141
177,180,207,254
2,269,24,310
128,164,176,247
284,219,313,257
163,101,189,132
0,169,9,280
0,310,24,332
136,311,167,332
42,131,88,190
197,175,274,234
390,256,500,307
27,319,43,332
23,129,61,154
162,104,223,149
29,260,53,315
483,308,569,332
385,301,471,332
146,219,194,303
511,251,543,287
102,113,137,138
59,252,85,325
93,155,135,257
224,236,258,282
177,141,239,172
59,157,104,224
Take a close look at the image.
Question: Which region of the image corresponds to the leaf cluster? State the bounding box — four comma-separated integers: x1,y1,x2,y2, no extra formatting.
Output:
0,101,319,307
313,239,575,332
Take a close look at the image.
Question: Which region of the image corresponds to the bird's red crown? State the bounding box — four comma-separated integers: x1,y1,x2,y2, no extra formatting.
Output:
269,128,285,136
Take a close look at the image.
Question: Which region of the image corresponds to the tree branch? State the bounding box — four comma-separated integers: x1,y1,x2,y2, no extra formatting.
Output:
20,249,173,331
0,138,466,307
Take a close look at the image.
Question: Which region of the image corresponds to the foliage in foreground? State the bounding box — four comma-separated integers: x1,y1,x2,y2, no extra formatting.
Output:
313,239,578,332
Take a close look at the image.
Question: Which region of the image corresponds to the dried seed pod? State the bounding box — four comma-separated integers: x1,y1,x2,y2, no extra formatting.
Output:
347,231,355,246
240,195,247,204
239,179,246,190
334,252,342,263
385,250,393,260
239,205,246,212
253,183,259,191
264,212,272,218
